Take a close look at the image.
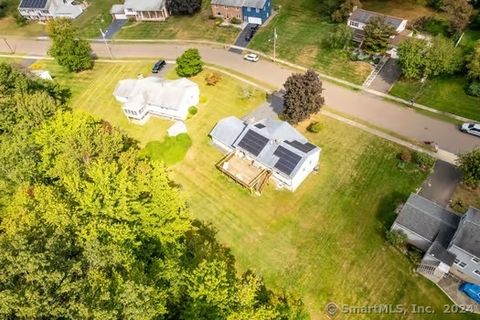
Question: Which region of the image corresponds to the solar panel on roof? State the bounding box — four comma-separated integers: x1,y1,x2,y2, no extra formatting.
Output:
237,129,269,157
19,0,48,8
285,140,316,153
254,123,266,129
273,146,302,175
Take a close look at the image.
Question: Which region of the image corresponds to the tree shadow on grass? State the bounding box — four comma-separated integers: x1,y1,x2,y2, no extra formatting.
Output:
375,191,409,237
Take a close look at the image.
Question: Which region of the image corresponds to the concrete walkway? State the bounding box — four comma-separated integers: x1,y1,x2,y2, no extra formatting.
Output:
0,38,478,155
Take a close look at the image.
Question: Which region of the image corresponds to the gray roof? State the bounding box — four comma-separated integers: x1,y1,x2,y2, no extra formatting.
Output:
451,207,480,258
349,8,406,29
124,0,166,11
210,117,320,179
427,241,456,266
395,193,460,243
210,116,246,148
211,0,266,8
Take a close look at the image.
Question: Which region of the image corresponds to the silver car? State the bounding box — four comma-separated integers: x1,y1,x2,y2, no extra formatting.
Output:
460,123,480,137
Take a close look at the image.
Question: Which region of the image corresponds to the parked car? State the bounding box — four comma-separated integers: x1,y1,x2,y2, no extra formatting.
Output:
152,60,166,73
459,282,480,303
244,54,259,62
460,123,480,137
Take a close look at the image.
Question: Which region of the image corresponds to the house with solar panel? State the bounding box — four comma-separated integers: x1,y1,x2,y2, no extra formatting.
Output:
391,193,480,285
18,0,86,21
210,116,320,193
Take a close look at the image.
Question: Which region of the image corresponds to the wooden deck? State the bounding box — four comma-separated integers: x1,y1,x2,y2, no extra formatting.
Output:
216,153,271,194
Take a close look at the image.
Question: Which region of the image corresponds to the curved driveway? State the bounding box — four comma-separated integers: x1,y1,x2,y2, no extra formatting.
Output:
2,38,479,154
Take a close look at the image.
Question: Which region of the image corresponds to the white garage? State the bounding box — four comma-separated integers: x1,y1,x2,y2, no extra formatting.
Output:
247,16,262,24
110,4,127,20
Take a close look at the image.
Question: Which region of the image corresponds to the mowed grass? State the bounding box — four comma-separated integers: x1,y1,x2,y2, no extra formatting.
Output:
171,109,477,319
0,17,45,37
17,58,479,319
363,0,438,21
73,0,118,38
390,76,480,121
248,0,372,84
115,0,239,43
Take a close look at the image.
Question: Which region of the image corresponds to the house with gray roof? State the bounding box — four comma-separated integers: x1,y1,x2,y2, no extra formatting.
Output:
211,0,272,25
391,193,480,285
210,116,320,192
18,0,85,21
111,0,169,21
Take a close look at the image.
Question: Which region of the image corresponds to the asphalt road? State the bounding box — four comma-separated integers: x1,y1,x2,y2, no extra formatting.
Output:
2,38,479,154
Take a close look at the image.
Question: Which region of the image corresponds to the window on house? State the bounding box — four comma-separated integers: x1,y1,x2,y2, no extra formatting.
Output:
472,257,480,264
247,7,251,12
455,259,467,269
350,21,359,27
256,8,259,13
474,270,480,277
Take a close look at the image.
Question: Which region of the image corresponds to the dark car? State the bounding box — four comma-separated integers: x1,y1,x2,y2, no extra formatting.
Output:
152,60,166,73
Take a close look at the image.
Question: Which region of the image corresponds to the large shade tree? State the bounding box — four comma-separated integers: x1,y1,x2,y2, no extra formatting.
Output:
283,70,325,124
442,0,473,34
176,48,203,77
457,148,480,188
166,0,202,15
0,63,308,320
47,19,93,72
362,16,395,53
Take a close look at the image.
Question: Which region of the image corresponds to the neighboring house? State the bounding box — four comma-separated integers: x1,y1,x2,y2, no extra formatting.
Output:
113,77,200,123
211,0,272,25
391,193,480,285
347,7,407,33
210,116,320,192
18,0,85,21
110,0,169,21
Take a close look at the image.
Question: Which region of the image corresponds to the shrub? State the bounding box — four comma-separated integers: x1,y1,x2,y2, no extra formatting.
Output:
466,81,480,97
199,95,207,104
205,72,221,86
188,106,198,116
457,148,480,188
230,17,241,24
450,198,468,213
386,229,407,248
13,11,27,26
399,149,412,162
175,48,203,77
412,151,435,170
239,87,253,100
407,247,424,265
307,121,322,133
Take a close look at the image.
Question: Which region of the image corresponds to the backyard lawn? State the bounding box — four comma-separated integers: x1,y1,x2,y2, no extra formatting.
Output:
114,0,239,43
22,58,479,319
390,75,480,121
248,0,372,84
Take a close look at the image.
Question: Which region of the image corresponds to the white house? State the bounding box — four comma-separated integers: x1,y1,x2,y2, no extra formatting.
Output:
18,0,85,21
110,0,169,21
210,116,320,192
347,7,407,33
113,77,200,124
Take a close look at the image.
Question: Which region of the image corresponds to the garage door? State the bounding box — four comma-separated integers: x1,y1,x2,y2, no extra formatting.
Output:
247,17,262,24
115,13,127,19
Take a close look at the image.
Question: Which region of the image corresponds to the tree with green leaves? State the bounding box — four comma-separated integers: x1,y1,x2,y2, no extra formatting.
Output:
362,16,395,53
442,0,473,34
283,70,325,124
331,0,361,23
166,0,202,15
457,148,480,188
467,41,480,80
176,48,203,77
47,19,93,72
325,24,353,50
397,36,462,79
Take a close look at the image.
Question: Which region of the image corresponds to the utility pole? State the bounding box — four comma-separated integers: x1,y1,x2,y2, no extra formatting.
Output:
99,28,113,59
2,37,14,54
273,28,277,61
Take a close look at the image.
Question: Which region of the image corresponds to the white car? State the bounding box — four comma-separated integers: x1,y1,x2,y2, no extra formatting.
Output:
244,54,259,62
460,123,480,137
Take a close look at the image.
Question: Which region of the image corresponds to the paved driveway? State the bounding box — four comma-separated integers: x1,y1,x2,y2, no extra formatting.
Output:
243,90,285,121
419,160,460,207
230,24,256,54
369,58,402,93
102,19,127,39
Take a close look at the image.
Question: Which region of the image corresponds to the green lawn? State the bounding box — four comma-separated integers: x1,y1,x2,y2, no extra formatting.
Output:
248,0,372,84
73,0,119,38
21,58,480,319
140,134,193,166
114,0,239,43
0,17,45,37
390,75,480,121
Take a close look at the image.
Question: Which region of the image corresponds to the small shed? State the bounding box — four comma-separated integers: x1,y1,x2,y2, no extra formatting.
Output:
167,121,187,137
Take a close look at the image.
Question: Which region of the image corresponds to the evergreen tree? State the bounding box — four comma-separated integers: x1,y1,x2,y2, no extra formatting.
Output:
362,16,395,54
176,48,204,77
